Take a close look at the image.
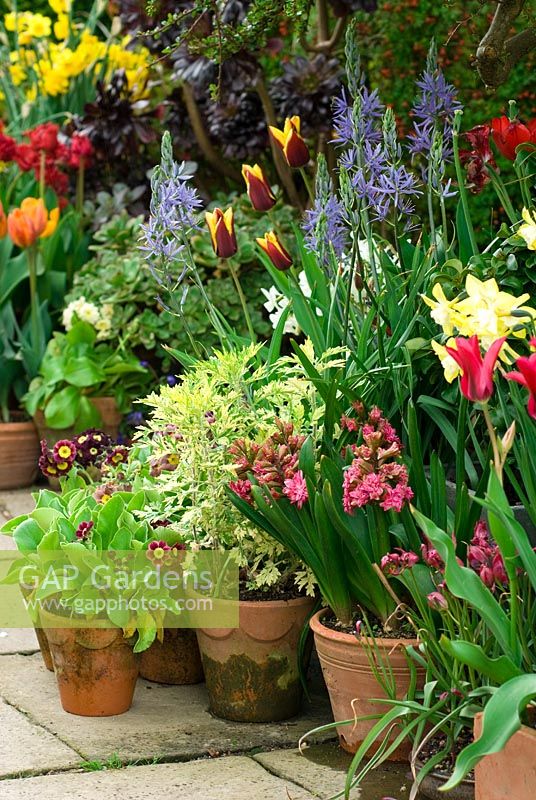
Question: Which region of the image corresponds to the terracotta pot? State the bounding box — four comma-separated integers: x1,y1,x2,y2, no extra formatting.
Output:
34,627,54,672
474,713,536,800
310,609,423,755
196,596,314,722
34,396,122,444
0,420,39,489
415,758,474,800
41,610,139,716
140,628,204,685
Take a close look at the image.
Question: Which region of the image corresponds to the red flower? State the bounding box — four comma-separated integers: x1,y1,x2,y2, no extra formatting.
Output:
505,353,536,418
256,231,292,270
68,133,93,168
0,132,16,162
445,336,506,403
242,163,276,211
14,143,38,171
491,116,536,161
26,122,59,156
459,124,496,194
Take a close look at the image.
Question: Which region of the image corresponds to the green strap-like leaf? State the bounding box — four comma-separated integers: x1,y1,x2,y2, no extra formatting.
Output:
440,636,523,684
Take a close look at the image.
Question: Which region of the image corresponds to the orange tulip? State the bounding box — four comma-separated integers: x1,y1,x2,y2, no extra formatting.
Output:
256,231,292,271
205,207,237,259
269,116,309,168
7,197,59,248
241,163,276,211
0,201,6,238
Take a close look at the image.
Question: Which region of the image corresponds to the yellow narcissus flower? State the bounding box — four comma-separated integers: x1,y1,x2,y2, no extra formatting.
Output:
518,207,536,251
48,0,71,14
53,13,69,40
422,283,460,336
431,339,461,383
455,275,534,343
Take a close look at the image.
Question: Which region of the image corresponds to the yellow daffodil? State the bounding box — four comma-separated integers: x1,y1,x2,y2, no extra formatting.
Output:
518,207,536,251
431,339,462,383
422,283,460,336
48,0,71,14
53,13,69,40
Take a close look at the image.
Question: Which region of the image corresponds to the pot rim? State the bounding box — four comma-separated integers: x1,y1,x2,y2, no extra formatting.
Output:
238,595,314,610
0,420,37,432
414,755,475,787
310,607,419,647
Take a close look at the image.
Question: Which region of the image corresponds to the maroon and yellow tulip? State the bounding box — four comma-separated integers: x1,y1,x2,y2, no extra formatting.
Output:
241,163,276,211
256,231,292,271
205,207,238,259
7,197,59,249
268,116,309,168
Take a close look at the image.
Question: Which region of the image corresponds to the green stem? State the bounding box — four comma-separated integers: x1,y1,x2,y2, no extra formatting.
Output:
76,161,85,215
452,110,480,261
39,151,45,199
487,166,518,224
482,402,502,483
27,244,43,360
299,167,315,205
228,259,256,343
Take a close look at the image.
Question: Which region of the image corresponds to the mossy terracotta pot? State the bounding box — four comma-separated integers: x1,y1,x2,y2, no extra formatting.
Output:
140,628,204,685
19,585,54,672
196,596,314,722
310,608,423,755
474,712,536,800
0,420,39,489
41,610,140,716
34,396,122,445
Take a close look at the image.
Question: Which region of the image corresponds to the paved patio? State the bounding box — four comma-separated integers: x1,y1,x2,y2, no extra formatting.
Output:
0,488,410,799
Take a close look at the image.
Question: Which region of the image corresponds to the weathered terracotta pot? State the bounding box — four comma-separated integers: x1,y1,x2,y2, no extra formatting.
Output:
41,610,139,716
34,396,122,444
196,596,314,722
140,628,204,685
474,712,536,800
35,625,54,672
0,420,39,489
310,609,423,754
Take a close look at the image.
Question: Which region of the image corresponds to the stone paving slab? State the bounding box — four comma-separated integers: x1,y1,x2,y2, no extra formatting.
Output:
0,488,37,522
0,654,334,763
0,698,81,778
0,628,38,655
0,756,314,799
255,745,411,800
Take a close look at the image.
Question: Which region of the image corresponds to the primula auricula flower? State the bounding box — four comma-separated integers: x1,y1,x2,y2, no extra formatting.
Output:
518,207,536,250
505,353,536,419
445,335,506,403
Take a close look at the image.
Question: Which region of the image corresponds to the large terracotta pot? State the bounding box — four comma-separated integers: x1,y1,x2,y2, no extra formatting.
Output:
0,420,39,489
196,596,314,722
310,608,422,754
140,628,204,685
34,396,122,444
474,712,536,800
34,627,54,672
41,610,139,716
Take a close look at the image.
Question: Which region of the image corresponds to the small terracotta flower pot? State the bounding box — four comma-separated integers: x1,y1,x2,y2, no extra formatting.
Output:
140,628,204,685
41,611,139,716
474,712,536,800
0,420,39,489
196,596,315,722
415,757,475,800
310,608,423,755
34,626,54,672
34,396,122,444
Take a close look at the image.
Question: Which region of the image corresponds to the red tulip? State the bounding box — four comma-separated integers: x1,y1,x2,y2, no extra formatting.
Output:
26,122,59,156
269,116,309,168
491,116,536,161
445,336,506,402
241,163,276,211
205,207,237,259
256,231,292,270
505,353,536,418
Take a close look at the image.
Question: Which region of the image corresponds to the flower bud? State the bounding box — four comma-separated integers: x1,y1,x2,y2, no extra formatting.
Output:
427,591,448,611
268,116,309,168
256,231,293,270
242,164,276,211
205,207,237,259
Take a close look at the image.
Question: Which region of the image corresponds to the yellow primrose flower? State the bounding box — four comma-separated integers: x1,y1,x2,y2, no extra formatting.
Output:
431,339,461,383
422,283,460,336
48,0,71,14
9,63,26,86
518,207,536,251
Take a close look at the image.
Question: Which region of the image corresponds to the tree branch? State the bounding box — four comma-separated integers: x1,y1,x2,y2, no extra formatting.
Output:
181,83,242,182
475,0,536,88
